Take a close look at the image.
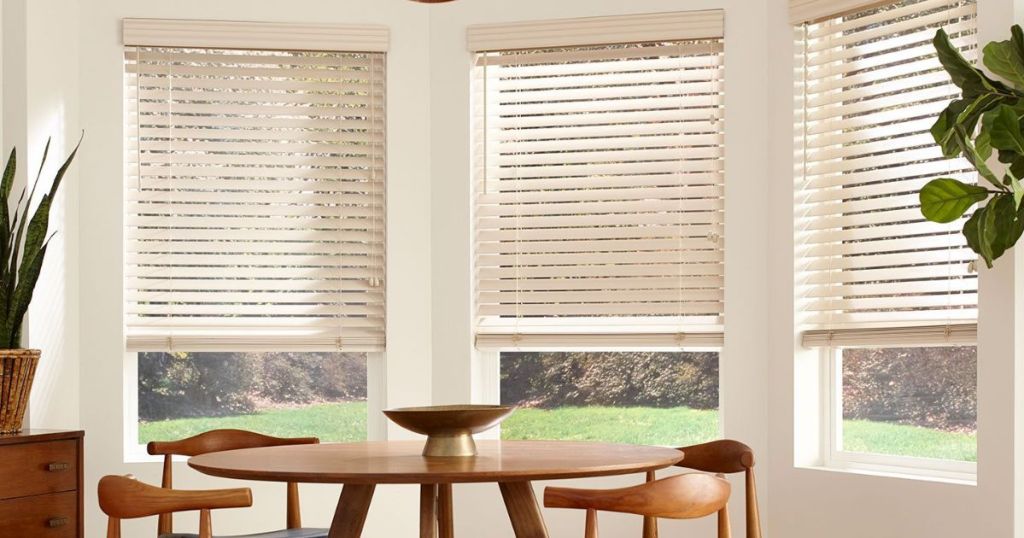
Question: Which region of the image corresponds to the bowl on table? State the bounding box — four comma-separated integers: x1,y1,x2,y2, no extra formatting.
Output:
383,404,516,457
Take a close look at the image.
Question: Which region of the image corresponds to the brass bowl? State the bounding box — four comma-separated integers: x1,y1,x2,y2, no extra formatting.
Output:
383,404,516,457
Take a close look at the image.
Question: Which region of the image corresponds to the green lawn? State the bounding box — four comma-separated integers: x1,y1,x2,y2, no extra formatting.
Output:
138,403,977,463
501,406,718,447
139,402,368,444
842,419,977,462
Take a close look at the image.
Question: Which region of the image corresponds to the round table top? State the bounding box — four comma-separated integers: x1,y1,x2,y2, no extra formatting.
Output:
188,440,684,485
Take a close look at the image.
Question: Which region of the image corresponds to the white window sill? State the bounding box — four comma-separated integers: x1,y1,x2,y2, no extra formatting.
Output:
797,461,976,487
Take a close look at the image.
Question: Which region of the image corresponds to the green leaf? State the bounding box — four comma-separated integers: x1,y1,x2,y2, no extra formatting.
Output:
963,208,986,265
1,148,15,203
920,178,990,223
9,242,46,348
6,134,81,347
980,202,1000,265
962,194,1024,268
935,28,1015,98
1010,173,1024,208
976,129,993,160
0,149,15,282
933,94,1004,157
20,135,81,275
983,25,1024,88
955,126,1004,189
988,104,1024,153
933,100,969,157
987,195,1016,261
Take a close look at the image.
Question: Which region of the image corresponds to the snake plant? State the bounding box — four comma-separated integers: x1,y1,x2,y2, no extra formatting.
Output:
0,136,81,349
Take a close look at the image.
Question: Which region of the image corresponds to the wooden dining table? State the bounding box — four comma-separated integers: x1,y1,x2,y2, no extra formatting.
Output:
188,440,684,538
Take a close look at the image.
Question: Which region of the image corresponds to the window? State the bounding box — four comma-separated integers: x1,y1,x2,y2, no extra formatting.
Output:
469,11,725,444
834,346,976,462
500,351,719,446
122,19,388,450
137,352,368,444
793,0,978,476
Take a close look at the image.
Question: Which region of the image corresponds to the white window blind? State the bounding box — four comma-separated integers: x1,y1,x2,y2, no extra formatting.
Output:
124,45,386,352
796,0,978,348
472,30,725,350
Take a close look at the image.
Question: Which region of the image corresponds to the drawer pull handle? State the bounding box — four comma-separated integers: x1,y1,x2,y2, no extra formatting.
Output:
47,462,69,472
47,517,68,528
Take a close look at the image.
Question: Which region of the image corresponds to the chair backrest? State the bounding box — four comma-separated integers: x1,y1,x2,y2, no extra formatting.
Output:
672,440,761,538
98,475,251,538
147,429,318,534
546,474,730,519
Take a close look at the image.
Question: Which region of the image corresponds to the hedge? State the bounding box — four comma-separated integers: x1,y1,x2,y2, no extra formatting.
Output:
138,352,366,421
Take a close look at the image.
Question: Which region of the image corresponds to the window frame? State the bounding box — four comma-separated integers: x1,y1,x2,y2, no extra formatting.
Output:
123,351,388,463
818,346,977,483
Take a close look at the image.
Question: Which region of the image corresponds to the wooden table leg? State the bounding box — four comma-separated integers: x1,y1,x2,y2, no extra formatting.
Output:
421,484,438,538
329,484,376,538
498,482,549,538
438,484,454,538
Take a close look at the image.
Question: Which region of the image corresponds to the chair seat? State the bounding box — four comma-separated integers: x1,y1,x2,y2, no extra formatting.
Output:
162,528,328,538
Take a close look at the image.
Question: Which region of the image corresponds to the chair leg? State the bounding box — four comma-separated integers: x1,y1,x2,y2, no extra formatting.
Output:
158,456,173,535
584,509,598,538
641,470,657,538
642,516,657,538
199,509,213,538
287,482,302,529
717,505,731,538
746,469,762,538
106,517,120,538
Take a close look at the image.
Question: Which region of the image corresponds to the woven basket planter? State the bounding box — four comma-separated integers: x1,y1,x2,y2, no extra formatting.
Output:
0,349,40,434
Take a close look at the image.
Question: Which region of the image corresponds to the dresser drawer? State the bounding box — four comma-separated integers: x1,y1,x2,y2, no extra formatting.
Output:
0,491,78,537
0,439,78,499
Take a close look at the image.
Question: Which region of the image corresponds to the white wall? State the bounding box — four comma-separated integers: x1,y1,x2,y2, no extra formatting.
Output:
5,0,1020,536
1,0,81,430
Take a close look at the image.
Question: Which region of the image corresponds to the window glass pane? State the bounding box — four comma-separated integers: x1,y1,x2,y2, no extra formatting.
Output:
841,346,976,462
138,352,367,444
500,351,718,446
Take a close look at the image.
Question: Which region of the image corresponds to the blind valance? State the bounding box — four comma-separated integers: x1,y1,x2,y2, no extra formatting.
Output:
790,0,897,24
796,0,978,347
473,38,725,349
467,10,724,52
123,18,390,52
124,45,386,352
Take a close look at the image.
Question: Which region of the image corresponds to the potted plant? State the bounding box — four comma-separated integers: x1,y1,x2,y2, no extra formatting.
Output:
0,137,80,433
920,26,1024,267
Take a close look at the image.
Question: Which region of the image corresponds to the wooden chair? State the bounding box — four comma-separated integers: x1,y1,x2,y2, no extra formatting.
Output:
544,473,732,538
98,475,252,538
147,429,324,538
644,440,762,538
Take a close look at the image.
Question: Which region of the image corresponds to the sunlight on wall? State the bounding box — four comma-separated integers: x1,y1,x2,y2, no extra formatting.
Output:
27,101,74,427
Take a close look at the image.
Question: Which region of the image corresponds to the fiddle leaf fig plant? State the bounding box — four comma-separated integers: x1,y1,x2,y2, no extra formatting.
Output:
921,26,1024,268
0,136,82,349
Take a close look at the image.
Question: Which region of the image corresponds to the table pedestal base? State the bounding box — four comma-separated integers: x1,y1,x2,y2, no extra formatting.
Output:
499,482,549,538
329,484,375,538
328,482,548,538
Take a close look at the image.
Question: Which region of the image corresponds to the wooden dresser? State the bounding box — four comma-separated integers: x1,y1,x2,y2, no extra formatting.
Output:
0,430,84,537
